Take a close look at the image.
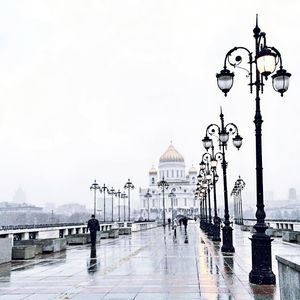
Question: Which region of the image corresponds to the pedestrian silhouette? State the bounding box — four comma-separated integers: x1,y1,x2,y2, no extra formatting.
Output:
182,217,188,234
87,214,100,247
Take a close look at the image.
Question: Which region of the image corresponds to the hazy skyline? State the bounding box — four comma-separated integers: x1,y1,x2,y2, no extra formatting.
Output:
0,1,299,211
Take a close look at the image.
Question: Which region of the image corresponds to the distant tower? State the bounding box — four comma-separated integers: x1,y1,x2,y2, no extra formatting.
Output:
288,188,297,201
13,187,27,203
149,166,158,186
188,165,198,184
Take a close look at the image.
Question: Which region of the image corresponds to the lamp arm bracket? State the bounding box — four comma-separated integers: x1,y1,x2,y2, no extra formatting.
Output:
206,124,220,138
215,152,223,162
202,152,212,163
225,122,239,136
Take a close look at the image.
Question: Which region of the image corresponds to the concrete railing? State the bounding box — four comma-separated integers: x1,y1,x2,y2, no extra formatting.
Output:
0,238,12,264
131,221,158,232
276,255,300,300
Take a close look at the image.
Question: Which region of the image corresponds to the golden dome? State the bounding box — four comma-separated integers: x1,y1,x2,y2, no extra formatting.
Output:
189,165,197,173
149,166,157,174
159,143,184,163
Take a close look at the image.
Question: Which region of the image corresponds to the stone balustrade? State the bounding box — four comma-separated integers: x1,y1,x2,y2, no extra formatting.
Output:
276,255,300,300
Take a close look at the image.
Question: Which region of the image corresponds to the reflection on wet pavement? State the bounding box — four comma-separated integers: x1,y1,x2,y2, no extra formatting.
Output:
0,222,299,299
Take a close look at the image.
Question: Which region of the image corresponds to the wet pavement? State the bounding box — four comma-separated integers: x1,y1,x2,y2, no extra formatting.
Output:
0,222,299,299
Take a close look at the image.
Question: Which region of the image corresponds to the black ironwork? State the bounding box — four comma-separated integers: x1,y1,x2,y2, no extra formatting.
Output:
90,180,101,217
144,189,152,221
203,109,242,253
158,177,169,227
101,184,109,222
124,179,134,221
217,15,290,285
116,189,122,222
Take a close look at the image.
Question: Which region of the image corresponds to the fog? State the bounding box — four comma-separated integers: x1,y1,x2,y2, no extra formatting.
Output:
0,1,299,212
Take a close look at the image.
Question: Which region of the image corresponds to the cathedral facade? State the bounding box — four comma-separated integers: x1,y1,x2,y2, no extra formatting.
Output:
139,143,198,220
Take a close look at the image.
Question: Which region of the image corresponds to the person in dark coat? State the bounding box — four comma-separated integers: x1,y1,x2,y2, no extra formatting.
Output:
182,217,188,234
87,214,100,246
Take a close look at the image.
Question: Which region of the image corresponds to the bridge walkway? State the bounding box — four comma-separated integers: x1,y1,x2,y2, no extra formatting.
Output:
0,222,299,299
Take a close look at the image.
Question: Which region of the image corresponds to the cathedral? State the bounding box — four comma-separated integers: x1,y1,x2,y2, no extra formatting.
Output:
139,143,198,220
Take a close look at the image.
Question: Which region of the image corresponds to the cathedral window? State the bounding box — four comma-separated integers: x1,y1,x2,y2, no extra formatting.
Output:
177,170,179,177
151,177,155,184
192,177,195,183
184,198,187,206
166,170,169,177
152,199,155,207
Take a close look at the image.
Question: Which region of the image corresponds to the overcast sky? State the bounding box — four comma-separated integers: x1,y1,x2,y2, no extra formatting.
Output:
0,0,299,211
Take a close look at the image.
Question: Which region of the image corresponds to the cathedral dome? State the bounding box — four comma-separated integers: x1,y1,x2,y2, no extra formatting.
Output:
149,166,157,174
189,165,197,173
159,143,184,163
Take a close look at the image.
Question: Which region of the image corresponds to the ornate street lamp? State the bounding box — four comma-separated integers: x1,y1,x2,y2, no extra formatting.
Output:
144,189,152,221
216,15,290,285
158,177,169,227
108,187,115,222
200,149,221,241
231,176,246,225
121,192,127,221
100,184,109,222
203,109,242,253
168,190,176,225
90,180,101,217
116,189,122,222
124,179,134,221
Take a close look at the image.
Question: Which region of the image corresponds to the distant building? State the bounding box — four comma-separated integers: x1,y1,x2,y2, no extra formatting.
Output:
56,203,88,216
0,202,43,213
139,143,197,220
13,187,27,203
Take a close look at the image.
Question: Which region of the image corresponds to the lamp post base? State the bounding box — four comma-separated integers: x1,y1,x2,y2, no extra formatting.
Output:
249,233,276,285
212,224,221,241
221,225,235,252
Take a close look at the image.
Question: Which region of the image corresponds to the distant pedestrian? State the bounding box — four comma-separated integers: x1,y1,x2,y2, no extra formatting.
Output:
182,217,188,234
173,219,178,238
179,219,182,227
167,218,171,226
87,214,100,247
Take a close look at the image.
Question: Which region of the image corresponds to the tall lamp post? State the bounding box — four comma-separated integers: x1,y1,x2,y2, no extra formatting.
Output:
216,15,290,284
90,180,101,217
116,190,122,222
168,190,176,225
121,192,127,221
231,176,246,225
109,187,115,222
124,179,134,221
158,177,169,227
203,109,243,253
101,184,109,222
144,189,152,221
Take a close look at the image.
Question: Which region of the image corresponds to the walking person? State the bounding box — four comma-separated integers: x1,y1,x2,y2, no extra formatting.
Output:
182,217,188,234
87,214,100,247
173,218,178,238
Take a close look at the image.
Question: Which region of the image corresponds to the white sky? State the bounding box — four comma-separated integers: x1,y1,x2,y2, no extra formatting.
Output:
0,0,299,210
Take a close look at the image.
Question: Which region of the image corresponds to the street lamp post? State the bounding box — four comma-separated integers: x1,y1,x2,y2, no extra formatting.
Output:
124,179,134,221
121,192,127,221
90,180,101,217
109,187,115,222
216,15,290,284
101,184,109,222
168,190,176,225
231,176,246,225
203,109,243,253
116,190,122,222
158,177,169,227
144,189,152,221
